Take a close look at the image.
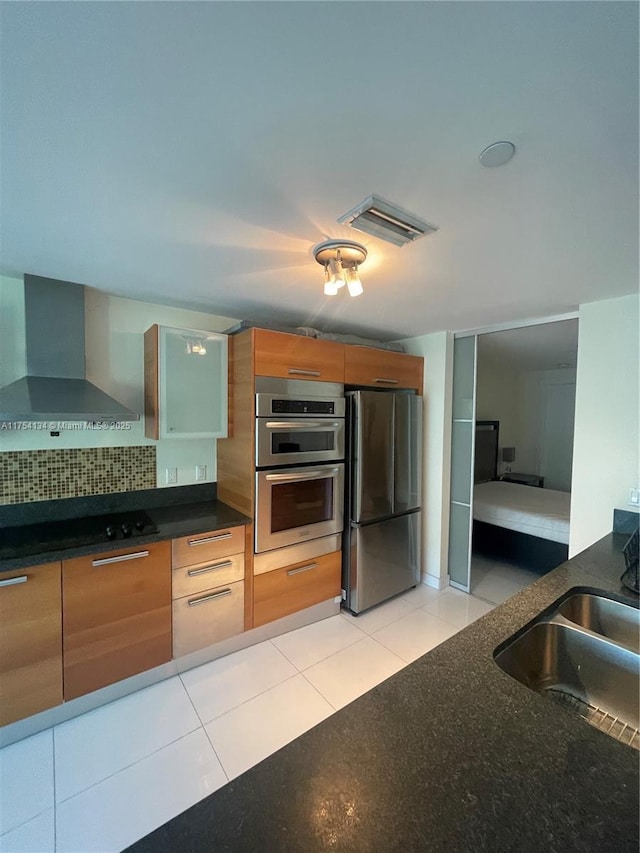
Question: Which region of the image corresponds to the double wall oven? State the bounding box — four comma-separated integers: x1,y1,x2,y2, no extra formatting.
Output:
254,378,345,554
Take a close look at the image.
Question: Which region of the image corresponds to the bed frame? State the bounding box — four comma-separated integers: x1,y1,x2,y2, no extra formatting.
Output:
472,520,568,574
472,421,568,574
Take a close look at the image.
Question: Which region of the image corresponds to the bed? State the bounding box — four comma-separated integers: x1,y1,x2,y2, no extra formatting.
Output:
472,421,570,572
473,480,570,545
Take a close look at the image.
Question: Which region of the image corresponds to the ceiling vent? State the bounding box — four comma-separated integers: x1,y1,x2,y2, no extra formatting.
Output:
337,194,438,247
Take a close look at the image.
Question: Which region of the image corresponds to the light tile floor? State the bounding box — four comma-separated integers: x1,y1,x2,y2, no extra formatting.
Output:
470,553,541,605
0,584,496,853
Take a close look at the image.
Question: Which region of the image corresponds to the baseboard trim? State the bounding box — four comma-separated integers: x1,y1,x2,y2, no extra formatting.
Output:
0,599,340,749
421,573,447,591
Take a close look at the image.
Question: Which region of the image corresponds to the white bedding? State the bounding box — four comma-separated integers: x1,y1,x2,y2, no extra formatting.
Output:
473,480,570,545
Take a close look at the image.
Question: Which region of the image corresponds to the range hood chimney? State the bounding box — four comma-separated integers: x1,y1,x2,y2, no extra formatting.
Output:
0,275,139,422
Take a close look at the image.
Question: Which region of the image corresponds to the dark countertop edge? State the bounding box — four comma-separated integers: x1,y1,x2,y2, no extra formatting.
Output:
125,531,639,853
0,501,252,572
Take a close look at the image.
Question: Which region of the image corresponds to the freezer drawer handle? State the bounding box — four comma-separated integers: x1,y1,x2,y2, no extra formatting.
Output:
265,422,341,430
188,532,232,546
0,575,28,588
187,560,234,577
187,588,232,607
92,551,149,567
374,377,399,385
266,469,338,483
287,368,321,377
287,562,318,576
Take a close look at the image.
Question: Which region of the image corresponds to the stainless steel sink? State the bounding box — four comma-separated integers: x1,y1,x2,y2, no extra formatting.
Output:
555,592,639,651
494,588,640,749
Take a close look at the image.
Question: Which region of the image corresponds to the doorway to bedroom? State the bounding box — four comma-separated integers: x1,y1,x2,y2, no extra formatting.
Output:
447,317,579,606
471,320,578,603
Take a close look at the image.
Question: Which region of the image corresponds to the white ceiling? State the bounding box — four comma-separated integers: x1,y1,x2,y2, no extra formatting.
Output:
1,2,638,340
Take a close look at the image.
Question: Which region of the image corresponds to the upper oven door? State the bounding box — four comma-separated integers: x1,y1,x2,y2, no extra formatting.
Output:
256,418,345,467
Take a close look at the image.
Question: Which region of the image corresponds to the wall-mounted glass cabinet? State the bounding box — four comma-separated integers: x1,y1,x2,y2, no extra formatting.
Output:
144,325,228,439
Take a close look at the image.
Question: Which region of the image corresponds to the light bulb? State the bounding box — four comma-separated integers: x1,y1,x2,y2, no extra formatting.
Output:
329,258,345,288
346,267,363,297
324,280,339,296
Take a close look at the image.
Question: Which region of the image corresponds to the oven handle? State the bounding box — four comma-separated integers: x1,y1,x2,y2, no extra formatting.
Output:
265,422,342,430
265,468,340,482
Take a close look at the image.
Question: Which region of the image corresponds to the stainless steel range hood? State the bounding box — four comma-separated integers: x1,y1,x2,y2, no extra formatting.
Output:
0,275,139,422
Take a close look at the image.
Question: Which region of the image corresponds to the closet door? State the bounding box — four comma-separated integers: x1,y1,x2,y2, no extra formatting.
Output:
448,336,477,590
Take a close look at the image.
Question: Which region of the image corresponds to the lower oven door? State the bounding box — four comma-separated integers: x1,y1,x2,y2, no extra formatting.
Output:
255,464,344,553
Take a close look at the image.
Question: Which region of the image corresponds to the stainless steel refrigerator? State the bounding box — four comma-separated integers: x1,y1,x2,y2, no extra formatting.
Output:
343,390,422,614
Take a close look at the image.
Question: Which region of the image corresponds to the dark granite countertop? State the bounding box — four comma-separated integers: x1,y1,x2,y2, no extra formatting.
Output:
0,494,250,572
127,533,639,853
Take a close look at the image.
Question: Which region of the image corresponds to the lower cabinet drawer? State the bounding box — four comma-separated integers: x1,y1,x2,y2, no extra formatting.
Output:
172,526,245,569
0,562,63,727
253,550,341,628
172,553,244,600
63,541,172,701
172,580,244,658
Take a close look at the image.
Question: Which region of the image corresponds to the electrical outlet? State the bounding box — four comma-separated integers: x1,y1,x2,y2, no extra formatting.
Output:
195,465,207,481
630,488,640,506
165,467,177,485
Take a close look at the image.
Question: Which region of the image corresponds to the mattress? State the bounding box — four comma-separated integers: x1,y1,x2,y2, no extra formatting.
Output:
473,480,570,545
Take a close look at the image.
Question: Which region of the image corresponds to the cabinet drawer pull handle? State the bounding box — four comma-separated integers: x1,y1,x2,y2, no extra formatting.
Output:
187,560,234,577
187,588,232,607
188,532,232,546
92,550,150,567
374,377,399,385
287,368,321,377
287,562,318,576
0,575,28,588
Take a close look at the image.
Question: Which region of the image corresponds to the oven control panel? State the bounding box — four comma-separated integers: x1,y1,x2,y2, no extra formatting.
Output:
270,399,336,415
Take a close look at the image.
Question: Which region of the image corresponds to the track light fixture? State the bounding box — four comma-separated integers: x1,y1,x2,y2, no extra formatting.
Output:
313,239,368,298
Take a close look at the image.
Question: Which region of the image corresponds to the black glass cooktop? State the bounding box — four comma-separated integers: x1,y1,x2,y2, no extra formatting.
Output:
1,510,158,560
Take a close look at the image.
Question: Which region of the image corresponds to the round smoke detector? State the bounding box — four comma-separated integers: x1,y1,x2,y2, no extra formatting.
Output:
479,141,516,167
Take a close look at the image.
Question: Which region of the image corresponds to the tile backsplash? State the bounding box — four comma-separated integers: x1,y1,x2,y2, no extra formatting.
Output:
0,446,156,505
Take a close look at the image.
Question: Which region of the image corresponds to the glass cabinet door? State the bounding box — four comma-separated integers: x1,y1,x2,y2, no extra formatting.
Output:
448,335,477,590
159,326,228,439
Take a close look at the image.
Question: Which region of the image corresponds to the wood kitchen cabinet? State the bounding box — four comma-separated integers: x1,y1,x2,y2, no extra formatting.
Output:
62,541,172,700
253,329,345,383
0,562,63,727
171,526,245,657
344,346,423,393
253,550,341,628
217,327,345,517
217,327,425,631
144,324,229,439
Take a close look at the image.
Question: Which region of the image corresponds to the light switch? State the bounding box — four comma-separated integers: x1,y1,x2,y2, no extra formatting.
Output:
630,488,640,506
195,465,207,481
